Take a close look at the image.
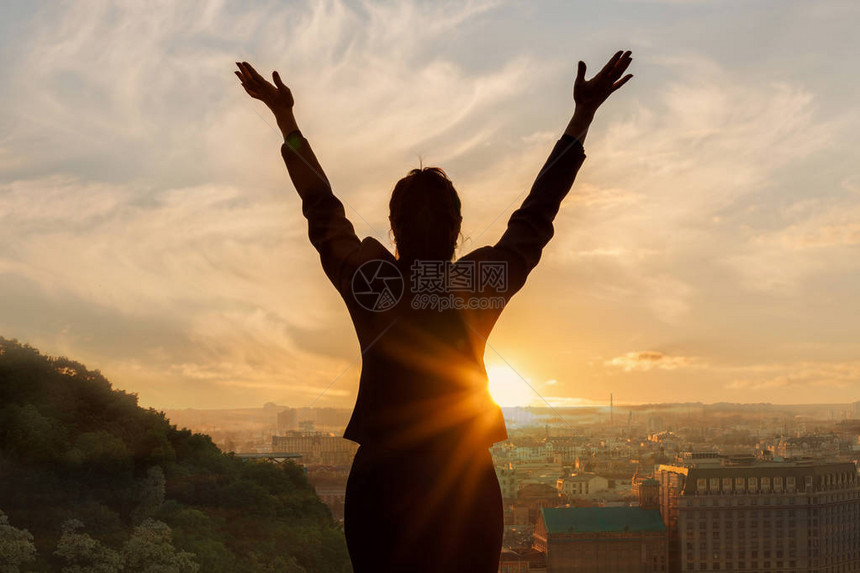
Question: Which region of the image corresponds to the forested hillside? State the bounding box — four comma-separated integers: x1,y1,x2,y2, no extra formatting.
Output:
0,337,351,572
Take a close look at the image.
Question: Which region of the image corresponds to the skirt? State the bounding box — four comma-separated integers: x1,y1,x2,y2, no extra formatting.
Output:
344,443,503,573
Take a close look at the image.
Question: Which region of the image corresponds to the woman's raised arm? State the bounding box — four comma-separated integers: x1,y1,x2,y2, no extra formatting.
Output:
235,61,362,292
492,51,633,296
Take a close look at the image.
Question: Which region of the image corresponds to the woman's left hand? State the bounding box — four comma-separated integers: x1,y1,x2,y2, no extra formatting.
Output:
235,61,294,113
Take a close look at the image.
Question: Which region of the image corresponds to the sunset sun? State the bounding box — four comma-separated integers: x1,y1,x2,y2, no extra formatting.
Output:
486,365,538,407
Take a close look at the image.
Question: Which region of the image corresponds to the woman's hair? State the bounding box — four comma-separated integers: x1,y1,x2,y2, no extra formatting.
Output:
389,166,463,261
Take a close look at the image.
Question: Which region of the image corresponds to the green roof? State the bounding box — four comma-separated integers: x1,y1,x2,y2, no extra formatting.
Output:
541,507,666,534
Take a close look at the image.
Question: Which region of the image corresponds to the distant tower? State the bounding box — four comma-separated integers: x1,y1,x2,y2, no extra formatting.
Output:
610,393,614,425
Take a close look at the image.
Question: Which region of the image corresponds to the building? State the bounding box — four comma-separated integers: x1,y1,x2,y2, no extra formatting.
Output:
517,483,562,525
633,477,660,510
313,482,346,520
660,458,860,572
773,435,841,460
270,431,358,466
557,473,610,498
497,462,519,500
657,453,725,572
277,407,298,434
499,549,530,573
534,506,668,572
657,465,690,572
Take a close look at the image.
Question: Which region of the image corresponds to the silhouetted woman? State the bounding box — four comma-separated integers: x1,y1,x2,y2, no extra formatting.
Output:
236,50,633,572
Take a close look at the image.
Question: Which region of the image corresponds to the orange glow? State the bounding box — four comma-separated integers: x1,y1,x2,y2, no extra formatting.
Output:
487,365,537,407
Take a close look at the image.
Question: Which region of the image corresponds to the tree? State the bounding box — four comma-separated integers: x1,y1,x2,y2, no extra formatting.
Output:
131,467,166,525
0,338,352,572
54,519,121,573
121,519,198,573
0,510,36,573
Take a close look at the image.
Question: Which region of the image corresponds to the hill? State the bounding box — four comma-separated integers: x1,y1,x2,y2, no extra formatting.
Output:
0,337,351,572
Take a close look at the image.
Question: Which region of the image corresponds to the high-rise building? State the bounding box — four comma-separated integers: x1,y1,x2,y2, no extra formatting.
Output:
657,464,689,572
659,458,860,572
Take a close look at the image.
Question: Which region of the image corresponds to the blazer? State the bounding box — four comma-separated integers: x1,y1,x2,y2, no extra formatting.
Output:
281,130,586,451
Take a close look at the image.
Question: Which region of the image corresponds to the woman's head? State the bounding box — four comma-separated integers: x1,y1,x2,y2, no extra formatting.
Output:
389,166,462,261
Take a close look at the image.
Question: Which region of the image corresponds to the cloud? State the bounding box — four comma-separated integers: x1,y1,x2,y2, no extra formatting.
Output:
6,0,534,196
525,53,840,324
725,361,860,392
762,198,860,249
722,191,860,294
605,351,698,372
2,0,859,408
0,0,552,409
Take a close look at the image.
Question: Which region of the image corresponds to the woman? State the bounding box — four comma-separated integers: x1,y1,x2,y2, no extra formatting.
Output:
235,50,633,572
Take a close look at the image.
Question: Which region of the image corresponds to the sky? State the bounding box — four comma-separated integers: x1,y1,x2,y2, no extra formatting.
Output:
1,0,859,410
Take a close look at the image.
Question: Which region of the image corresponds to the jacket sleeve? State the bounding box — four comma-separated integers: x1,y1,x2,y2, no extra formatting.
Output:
491,134,587,297
280,130,363,293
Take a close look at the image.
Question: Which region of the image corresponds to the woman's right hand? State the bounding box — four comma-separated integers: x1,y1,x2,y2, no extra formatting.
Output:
235,61,294,113
574,50,633,112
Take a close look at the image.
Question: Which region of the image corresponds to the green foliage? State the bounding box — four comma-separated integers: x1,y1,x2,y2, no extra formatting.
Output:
54,519,121,573
130,468,166,525
0,510,37,572
0,337,352,572
0,404,67,463
154,504,237,573
120,519,198,573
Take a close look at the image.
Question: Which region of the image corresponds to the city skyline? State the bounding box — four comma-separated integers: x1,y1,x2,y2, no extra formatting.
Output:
1,1,859,410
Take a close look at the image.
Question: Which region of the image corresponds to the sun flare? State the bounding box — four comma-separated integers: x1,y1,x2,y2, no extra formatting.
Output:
486,365,538,407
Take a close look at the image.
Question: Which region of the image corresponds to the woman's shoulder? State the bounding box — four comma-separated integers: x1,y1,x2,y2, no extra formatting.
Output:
358,237,396,261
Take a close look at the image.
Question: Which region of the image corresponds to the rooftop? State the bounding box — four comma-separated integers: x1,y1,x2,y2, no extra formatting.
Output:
540,507,666,535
